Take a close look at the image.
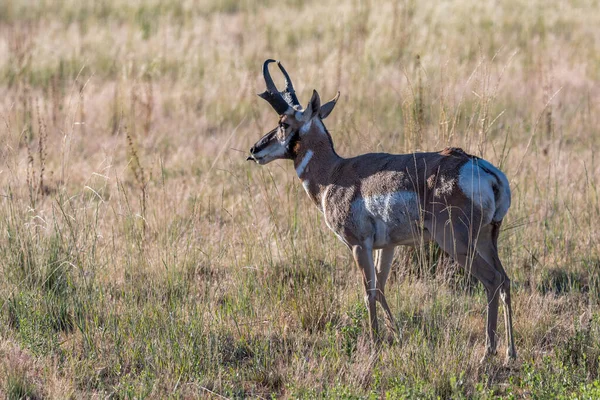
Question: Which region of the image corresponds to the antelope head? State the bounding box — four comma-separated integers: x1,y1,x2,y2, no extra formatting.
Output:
247,59,339,165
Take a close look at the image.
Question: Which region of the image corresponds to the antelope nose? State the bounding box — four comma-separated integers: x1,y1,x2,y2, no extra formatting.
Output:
247,146,256,161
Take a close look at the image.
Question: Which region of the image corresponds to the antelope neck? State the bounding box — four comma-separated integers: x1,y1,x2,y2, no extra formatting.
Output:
293,137,338,179
295,149,314,177
292,129,340,209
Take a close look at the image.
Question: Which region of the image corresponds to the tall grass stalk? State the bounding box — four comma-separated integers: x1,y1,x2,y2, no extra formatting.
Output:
1,0,599,397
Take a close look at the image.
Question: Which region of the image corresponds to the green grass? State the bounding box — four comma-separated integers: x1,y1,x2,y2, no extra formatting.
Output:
0,0,600,397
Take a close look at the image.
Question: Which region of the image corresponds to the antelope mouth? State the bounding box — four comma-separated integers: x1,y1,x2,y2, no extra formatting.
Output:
247,153,265,164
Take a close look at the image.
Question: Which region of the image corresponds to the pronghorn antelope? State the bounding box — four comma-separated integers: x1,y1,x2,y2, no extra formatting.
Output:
247,59,516,361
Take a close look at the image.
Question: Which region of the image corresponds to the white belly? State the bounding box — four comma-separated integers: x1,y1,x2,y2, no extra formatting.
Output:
351,191,421,248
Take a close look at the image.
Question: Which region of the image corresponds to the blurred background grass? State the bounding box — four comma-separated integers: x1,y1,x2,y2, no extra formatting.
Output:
0,0,599,398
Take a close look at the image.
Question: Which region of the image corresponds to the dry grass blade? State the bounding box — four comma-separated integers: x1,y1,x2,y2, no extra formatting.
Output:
0,0,598,398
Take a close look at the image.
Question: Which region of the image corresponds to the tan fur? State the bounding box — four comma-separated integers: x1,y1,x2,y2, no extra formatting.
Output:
250,71,516,362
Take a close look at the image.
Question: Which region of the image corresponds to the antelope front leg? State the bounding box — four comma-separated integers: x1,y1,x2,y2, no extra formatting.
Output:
353,244,379,341
374,248,397,334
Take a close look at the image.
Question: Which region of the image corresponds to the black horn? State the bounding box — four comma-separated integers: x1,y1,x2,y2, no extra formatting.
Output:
277,61,300,107
258,59,296,115
262,59,279,93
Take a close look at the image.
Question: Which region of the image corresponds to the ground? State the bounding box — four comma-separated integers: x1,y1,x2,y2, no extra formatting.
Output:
1,0,600,398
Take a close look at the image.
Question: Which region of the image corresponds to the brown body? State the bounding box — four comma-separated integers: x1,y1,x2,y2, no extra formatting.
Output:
249,60,516,362
295,144,476,248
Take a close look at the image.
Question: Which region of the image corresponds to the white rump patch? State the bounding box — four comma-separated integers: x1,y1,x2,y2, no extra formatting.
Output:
476,158,511,220
296,150,314,177
458,158,511,223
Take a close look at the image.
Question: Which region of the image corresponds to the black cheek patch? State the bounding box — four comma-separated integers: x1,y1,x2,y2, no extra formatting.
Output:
285,130,300,158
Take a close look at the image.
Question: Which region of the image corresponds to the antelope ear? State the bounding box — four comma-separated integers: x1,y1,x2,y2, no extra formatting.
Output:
302,90,321,121
319,91,340,119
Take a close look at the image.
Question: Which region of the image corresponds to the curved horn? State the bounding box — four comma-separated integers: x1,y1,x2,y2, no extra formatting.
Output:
258,59,292,115
277,61,301,107
262,59,279,93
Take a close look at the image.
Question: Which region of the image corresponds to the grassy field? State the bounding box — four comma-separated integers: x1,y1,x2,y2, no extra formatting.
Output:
1,0,600,398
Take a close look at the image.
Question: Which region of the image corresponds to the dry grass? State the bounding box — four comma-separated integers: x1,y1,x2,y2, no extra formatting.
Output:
1,0,600,398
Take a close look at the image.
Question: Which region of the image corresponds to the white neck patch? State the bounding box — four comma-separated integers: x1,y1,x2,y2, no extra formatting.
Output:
296,150,314,177
299,119,313,135
299,118,327,136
